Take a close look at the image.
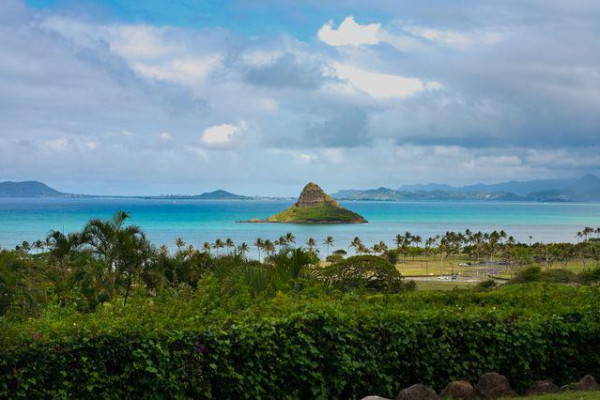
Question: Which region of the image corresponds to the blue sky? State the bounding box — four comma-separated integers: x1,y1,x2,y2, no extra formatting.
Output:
2,0,600,195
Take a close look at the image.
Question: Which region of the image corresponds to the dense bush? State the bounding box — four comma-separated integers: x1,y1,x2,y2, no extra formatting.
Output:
510,265,542,283
320,255,406,293
579,267,600,285
540,268,577,283
325,254,344,263
1,284,600,399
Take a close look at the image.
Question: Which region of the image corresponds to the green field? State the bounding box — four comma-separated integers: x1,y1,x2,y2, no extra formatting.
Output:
394,255,595,278
413,280,475,291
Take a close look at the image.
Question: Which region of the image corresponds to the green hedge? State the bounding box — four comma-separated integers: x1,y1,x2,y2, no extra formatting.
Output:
1,286,600,398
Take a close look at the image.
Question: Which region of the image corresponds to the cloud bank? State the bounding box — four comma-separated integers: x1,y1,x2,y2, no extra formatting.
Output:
0,0,598,195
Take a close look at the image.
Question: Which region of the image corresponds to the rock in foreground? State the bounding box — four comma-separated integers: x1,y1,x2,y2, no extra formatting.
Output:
526,380,559,395
573,375,600,391
396,384,439,400
440,380,478,399
475,372,517,398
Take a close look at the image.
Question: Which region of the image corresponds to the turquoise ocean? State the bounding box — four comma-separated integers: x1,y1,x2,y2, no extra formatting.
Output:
1,198,599,255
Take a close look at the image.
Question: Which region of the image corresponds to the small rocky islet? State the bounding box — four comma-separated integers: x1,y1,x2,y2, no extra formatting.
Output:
243,182,367,224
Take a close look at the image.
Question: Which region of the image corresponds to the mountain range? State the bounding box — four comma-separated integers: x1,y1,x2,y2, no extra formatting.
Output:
0,181,65,198
331,174,600,202
2,174,600,202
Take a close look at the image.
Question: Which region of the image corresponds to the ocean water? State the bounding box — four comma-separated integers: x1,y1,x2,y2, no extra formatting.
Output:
0,198,599,255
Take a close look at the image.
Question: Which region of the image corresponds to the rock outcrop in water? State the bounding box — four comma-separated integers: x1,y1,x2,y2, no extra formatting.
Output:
246,182,367,224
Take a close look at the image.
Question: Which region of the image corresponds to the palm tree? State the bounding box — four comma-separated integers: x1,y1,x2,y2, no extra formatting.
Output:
46,230,83,277
372,243,382,255
307,237,316,254
82,211,152,305
175,237,186,251
202,242,212,255
254,238,264,262
413,235,422,248
349,237,363,254
378,240,388,255
33,240,44,254
238,242,249,258
278,235,287,251
424,236,438,275
323,236,334,256
264,239,275,257
214,239,224,256
394,234,403,250
583,227,594,242
225,237,234,255
285,232,296,246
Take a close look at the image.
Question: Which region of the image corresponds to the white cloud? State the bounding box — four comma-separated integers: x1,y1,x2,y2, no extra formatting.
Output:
325,63,441,99
296,153,317,163
318,16,381,47
159,132,173,141
260,98,279,111
317,16,503,51
241,49,284,66
86,140,99,150
45,137,69,151
201,122,246,147
108,25,182,59
132,55,222,85
404,26,503,49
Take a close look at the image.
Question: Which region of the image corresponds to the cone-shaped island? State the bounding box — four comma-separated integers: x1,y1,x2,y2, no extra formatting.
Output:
245,182,367,224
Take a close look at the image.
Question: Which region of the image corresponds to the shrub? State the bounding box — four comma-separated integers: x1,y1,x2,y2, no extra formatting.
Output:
509,266,541,284
475,279,498,291
540,269,576,283
578,267,600,284
320,255,404,293
1,285,600,398
326,254,344,263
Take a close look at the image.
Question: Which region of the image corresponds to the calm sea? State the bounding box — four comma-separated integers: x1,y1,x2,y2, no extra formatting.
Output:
1,198,599,255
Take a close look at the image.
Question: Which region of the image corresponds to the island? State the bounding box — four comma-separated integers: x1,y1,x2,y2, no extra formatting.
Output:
244,182,367,224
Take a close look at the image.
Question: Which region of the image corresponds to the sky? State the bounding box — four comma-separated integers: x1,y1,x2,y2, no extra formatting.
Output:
1,0,599,196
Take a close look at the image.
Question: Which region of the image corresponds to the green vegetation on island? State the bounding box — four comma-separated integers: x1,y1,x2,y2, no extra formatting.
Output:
261,182,367,223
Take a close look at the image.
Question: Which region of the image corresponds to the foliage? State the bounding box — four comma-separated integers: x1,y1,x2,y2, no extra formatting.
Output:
326,254,344,263
320,255,406,293
510,266,542,283
475,279,498,291
578,267,600,285
3,217,600,398
1,284,600,398
266,203,365,223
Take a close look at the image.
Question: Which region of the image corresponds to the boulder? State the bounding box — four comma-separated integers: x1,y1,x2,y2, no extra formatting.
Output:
440,380,477,399
397,384,440,400
475,373,517,398
362,397,391,400
526,380,559,395
573,375,600,391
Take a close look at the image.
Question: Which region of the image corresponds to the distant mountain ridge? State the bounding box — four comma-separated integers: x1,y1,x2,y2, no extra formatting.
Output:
190,190,251,200
3,175,600,201
0,181,253,200
0,181,65,197
331,174,600,202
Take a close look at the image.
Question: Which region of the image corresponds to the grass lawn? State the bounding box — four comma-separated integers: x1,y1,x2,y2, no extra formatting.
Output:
395,255,596,277
413,280,474,291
